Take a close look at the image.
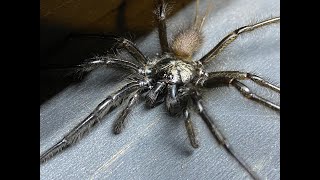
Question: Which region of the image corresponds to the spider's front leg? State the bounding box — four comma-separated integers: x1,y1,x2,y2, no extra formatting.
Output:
40,81,142,164
199,71,280,111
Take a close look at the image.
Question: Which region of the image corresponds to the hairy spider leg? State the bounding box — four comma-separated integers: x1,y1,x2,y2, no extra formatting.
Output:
41,35,151,163
199,17,280,64
68,34,148,66
201,71,280,111
114,37,149,65
191,91,260,180
231,80,279,111
194,0,213,32
247,73,279,93
113,92,141,134
78,57,141,73
40,82,141,164
40,34,147,72
155,0,170,53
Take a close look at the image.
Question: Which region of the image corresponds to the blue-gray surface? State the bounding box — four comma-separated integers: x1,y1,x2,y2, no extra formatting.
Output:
40,0,280,179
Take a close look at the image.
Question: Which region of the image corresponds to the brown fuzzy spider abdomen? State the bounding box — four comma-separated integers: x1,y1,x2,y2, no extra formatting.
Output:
172,28,203,60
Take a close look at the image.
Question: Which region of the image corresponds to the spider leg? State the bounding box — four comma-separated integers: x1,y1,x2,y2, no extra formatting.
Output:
113,92,140,134
199,17,280,64
114,37,148,65
202,71,280,92
155,0,170,53
68,33,148,66
40,82,141,164
200,71,280,111
247,73,279,93
78,56,142,74
194,0,213,32
191,91,260,180
232,80,280,111
183,109,199,148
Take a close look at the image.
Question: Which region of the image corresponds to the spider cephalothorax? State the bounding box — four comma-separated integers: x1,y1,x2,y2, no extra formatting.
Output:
40,0,279,179
144,54,201,115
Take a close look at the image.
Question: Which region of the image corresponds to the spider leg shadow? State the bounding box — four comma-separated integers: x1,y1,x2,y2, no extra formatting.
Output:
160,109,197,157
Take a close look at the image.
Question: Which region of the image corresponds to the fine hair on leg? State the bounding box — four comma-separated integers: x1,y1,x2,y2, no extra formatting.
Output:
40,82,141,163
113,92,140,134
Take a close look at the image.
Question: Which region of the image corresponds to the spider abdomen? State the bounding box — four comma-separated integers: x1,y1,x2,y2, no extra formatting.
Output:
172,28,203,60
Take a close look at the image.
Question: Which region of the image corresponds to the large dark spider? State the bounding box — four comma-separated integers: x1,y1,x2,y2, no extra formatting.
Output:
40,0,279,179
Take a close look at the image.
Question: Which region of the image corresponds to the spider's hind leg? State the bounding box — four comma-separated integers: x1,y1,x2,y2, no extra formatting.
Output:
193,0,213,32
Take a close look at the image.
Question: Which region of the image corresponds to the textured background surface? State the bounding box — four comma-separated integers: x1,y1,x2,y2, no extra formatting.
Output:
40,0,280,179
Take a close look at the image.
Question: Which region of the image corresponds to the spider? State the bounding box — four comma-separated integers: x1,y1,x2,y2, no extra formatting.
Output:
40,0,279,179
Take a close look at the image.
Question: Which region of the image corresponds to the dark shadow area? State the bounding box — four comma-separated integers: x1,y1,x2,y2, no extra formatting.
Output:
40,21,129,105
40,27,148,105
40,3,132,104
40,0,131,105
40,0,193,105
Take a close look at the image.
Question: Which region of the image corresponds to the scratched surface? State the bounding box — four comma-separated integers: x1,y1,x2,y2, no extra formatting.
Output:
40,0,280,179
